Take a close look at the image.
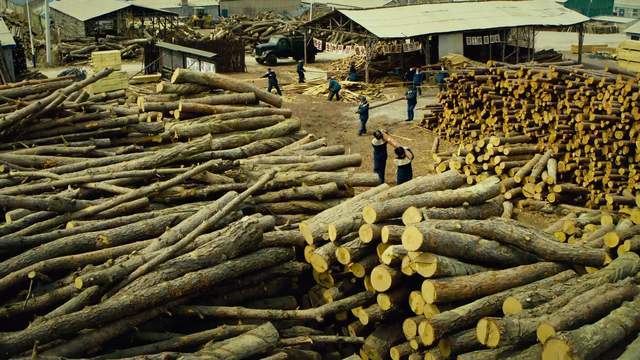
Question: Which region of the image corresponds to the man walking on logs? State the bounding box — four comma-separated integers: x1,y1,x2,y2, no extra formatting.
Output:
328,76,341,101
297,61,306,83
405,85,418,122
263,68,282,95
371,130,388,183
356,96,369,136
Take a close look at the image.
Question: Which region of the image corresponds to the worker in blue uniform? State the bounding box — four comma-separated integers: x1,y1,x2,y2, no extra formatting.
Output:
371,130,388,183
356,96,369,136
413,68,424,95
262,68,282,95
328,76,341,101
405,86,418,122
348,62,358,81
394,146,414,184
297,61,305,83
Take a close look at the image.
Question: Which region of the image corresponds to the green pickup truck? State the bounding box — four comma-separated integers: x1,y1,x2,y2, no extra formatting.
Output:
254,34,318,66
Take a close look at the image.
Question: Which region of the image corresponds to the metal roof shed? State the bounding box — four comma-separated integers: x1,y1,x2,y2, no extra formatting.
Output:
0,18,16,83
303,0,590,81
157,41,219,77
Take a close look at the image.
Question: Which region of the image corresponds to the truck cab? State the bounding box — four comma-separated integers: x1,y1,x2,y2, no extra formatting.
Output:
254,34,317,66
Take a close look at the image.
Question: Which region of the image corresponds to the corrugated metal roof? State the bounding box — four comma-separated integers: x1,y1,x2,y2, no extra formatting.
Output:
51,0,177,21
334,0,589,38
592,15,637,24
128,0,219,9
0,18,16,47
157,41,217,58
50,0,130,21
626,21,640,34
302,0,395,9
615,0,640,9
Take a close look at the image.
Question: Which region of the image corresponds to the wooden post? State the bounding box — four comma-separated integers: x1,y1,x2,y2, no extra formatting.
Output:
424,36,431,65
365,41,371,84
577,23,584,64
515,28,520,63
501,30,506,62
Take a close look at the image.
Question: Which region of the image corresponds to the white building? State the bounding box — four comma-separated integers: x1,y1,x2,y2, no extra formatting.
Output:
614,0,640,19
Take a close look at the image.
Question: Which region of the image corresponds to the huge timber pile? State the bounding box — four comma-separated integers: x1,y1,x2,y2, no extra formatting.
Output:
0,68,383,358
422,61,640,209
209,12,302,51
298,169,640,359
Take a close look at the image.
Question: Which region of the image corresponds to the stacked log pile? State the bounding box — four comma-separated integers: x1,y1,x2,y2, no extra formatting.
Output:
0,67,384,359
209,12,302,51
54,37,151,64
297,168,640,359
422,62,640,209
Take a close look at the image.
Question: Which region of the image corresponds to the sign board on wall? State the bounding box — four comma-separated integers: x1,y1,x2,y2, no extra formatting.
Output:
465,34,500,46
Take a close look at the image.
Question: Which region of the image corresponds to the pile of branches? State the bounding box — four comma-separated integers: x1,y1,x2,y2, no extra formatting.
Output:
0,68,383,359
422,61,640,209
298,169,640,359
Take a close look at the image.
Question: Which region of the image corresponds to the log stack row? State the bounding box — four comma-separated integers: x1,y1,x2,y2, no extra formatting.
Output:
0,67,384,358
208,12,302,51
422,61,640,210
298,168,640,359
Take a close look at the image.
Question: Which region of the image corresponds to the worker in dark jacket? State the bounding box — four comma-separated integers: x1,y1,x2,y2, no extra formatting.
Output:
405,86,418,122
394,146,414,184
328,76,341,101
348,62,358,81
436,66,449,92
356,96,369,136
262,68,282,95
413,68,424,95
297,61,305,83
371,130,388,183
404,67,416,85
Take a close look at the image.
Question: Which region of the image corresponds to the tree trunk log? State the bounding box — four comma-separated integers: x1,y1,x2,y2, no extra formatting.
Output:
402,199,504,225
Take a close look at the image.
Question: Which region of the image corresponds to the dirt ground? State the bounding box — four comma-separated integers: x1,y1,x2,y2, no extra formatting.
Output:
232,54,451,185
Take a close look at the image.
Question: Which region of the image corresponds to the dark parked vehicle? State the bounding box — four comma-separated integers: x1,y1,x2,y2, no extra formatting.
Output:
254,34,318,66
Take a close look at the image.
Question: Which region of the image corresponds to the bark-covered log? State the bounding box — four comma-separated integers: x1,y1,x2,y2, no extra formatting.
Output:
156,82,210,95
402,199,504,225
174,291,375,322
428,218,607,267
253,183,340,203
418,270,575,346
362,322,405,360
171,68,283,108
617,332,640,360
411,252,491,278
363,176,500,224
541,296,640,360
438,329,482,359
0,247,295,356
191,322,279,360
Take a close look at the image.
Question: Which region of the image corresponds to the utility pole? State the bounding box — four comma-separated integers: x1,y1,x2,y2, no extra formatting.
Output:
309,1,313,21
25,0,36,67
44,0,52,66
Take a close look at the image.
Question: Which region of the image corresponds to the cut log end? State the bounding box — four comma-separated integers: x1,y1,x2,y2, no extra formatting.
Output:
362,206,377,224
359,224,374,243
476,318,500,348
542,338,572,360
421,322,436,345
604,232,620,248
402,206,423,225
370,265,395,292
409,291,424,315
349,263,366,278
376,293,392,311
335,247,351,265
421,281,437,304
309,253,330,273
403,318,419,339
536,322,556,344
401,226,423,251
327,224,338,242
299,222,314,245
303,245,316,263
502,296,523,315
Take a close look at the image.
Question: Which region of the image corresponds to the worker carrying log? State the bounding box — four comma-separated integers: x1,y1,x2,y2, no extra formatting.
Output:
356,96,370,136
297,61,305,84
262,68,282,95
328,76,341,101
348,62,358,81
405,86,418,122
371,130,388,183
379,129,415,184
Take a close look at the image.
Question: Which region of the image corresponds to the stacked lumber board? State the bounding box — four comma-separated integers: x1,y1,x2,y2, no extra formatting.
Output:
422,61,640,209
0,67,382,359
298,169,640,359
618,40,640,74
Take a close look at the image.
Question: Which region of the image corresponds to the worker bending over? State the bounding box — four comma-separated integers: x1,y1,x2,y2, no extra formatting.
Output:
328,76,341,101
263,68,282,95
356,96,369,136
371,130,388,183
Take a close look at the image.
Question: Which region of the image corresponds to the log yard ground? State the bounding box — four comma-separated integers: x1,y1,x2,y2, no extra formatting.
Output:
3,3,640,360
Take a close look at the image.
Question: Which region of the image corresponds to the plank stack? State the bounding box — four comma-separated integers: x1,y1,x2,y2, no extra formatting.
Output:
298,168,640,359
422,61,640,209
0,67,383,359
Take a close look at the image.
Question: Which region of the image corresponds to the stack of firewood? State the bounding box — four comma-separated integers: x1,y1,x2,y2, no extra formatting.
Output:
423,61,640,209
0,68,385,358
298,168,640,359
